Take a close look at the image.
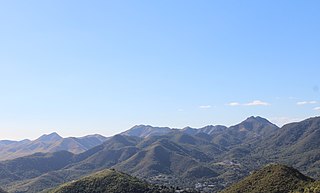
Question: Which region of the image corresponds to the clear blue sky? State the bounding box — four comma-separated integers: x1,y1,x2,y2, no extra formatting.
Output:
0,0,319,140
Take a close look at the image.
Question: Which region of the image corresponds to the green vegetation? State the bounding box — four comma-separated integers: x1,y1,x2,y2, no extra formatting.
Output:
49,169,183,193
221,164,314,193
292,181,320,193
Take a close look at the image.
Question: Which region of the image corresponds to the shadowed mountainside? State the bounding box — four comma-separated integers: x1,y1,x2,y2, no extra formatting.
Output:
251,117,320,177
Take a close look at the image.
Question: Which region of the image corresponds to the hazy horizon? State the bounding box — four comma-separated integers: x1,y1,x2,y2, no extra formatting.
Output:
1,1,319,140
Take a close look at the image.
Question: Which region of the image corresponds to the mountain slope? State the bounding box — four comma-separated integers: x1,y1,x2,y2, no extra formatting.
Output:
182,125,227,136
261,117,320,154
214,116,279,147
68,135,141,172
221,164,314,193
0,151,74,186
121,125,173,138
114,134,219,188
230,116,279,137
252,116,320,177
115,139,200,177
48,169,176,193
0,135,142,193
297,181,320,193
0,133,106,161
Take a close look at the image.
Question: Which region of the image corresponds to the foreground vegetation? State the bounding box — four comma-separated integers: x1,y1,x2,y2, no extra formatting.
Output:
221,164,320,193
49,169,196,193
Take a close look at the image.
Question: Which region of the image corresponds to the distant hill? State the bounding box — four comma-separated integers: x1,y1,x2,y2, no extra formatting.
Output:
68,134,142,172
252,116,320,177
258,116,320,154
221,164,314,193
0,133,107,161
114,136,218,179
230,116,279,139
0,132,222,192
48,169,178,193
212,116,279,147
182,125,227,135
121,117,278,147
0,135,141,193
121,125,173,138
122,124,229,138
0,151,75,188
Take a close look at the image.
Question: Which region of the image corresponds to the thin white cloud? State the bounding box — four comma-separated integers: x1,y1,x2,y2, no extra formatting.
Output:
314,107,320,111
228,102,241,106
244,100,270,106
297,101,317,105
227,100,270,106
199,105,211,109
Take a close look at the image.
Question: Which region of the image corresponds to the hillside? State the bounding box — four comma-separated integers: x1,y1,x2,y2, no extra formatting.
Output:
123,124,229,138
213,116,279,147
0,151,75,187
252,117,320,177
1,116,320,193
1,135,144,193
221,164,314,193
295,181,320,193
115,137,218,180
121,125,174,138
256,117,320,155
48,169,178,193
0,133,106,161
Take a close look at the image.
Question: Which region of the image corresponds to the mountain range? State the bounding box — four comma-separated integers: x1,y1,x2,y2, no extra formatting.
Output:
0,116,320,192
0,133,107,161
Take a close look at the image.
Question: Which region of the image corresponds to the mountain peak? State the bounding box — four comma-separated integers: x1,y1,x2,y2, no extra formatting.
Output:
244,116,271,123
131,124,150,128
121,125,172,138
37,132,63,142
241,116,278,128
181,126,197,135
